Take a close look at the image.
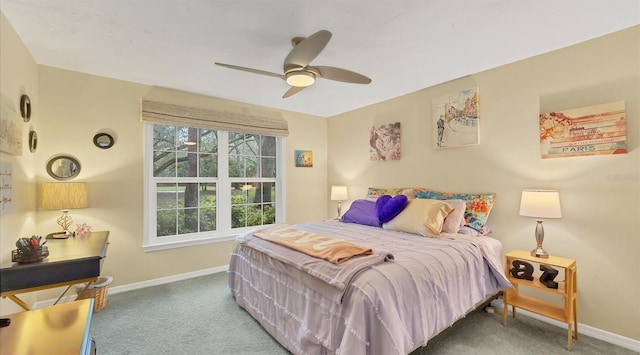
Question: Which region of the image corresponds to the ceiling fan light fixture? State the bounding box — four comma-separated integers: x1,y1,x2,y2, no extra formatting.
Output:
286,71,315,87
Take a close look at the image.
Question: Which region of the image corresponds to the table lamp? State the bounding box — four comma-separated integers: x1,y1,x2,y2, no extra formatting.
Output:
330,185,348,219
40,182,89,238
519,189,562,258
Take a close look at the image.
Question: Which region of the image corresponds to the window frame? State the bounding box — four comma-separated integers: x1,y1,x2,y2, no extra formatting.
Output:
143,124,285,252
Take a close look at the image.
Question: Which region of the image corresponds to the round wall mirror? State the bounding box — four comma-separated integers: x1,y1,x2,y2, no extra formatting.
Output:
29,130,38,153
93,133,115,149
46,156,81,181
20,94,31,122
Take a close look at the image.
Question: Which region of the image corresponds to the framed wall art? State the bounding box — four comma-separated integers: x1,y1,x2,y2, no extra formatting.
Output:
0,104,23,155
432,88,480,149
370,122,401,161
0,162,12,216
539,101,626,159
294,150,313,167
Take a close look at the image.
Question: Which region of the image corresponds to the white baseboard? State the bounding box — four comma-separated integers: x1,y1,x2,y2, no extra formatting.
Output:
492,299,640,352
107,265,228,295
33,265,229,309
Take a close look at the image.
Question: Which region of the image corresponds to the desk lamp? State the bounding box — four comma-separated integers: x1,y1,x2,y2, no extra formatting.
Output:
40,182,89,238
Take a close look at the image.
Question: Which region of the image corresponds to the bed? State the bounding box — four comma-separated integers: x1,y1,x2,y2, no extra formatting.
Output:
228,215,511,354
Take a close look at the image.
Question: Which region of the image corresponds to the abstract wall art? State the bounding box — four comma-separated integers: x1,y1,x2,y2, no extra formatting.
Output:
432,88,480,149
0,105,23,155
539,101,626,159
294,150,313,167
370,122,401,161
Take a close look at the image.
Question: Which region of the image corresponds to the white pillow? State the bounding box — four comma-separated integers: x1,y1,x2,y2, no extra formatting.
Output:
382,199,454,237
441,199,467,233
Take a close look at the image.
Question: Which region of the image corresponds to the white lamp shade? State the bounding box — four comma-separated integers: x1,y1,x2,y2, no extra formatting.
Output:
330,185,348,201
519,189,562,219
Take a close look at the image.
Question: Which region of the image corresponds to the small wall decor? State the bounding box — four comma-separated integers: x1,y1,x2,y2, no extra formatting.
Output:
29,130,37,153
539,101,626,158
510,259,534,280
20,94,31,122
370,122,401,161
294,150,313,167
93,132,115,149
0,163,12,216
0,104,22,155
46,155,81,181
432,87,480,149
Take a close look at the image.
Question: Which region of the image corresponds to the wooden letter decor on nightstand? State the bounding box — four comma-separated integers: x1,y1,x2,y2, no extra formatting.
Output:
502,250,578,350
509,259,534,280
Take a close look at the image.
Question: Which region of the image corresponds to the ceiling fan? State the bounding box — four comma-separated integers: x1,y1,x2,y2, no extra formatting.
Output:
215,30,372,98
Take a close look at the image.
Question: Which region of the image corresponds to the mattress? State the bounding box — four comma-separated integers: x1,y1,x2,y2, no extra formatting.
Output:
228,220,510,355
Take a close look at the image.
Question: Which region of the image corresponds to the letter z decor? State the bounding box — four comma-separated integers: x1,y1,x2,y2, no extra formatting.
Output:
539,264,559,289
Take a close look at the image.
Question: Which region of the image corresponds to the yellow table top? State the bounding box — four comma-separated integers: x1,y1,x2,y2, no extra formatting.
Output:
0,299,94,355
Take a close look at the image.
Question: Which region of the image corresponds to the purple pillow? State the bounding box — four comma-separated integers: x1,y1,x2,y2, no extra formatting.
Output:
340,199,381,227
375,194,408,223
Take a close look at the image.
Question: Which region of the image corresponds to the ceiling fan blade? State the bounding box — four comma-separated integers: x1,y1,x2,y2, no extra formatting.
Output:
282,86,305,98
284,30,332,72
311,66,372,84
215,62,285,80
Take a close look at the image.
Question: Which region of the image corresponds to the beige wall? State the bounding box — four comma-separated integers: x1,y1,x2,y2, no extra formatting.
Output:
0,11,328,312
0,13,39,314
31,66,327,292
327,26,640,340
2,9,638,341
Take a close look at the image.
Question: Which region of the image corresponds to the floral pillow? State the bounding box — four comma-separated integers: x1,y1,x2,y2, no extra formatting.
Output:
366,187,424,200
416,190,496,233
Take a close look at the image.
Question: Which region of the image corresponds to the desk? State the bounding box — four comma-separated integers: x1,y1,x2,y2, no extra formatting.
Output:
0,299,95,355
0,231,109,311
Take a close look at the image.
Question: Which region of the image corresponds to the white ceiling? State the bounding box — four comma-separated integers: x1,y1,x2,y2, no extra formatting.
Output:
1,1,639,117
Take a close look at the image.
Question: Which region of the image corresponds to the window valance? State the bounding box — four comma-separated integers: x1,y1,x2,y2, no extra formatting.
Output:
140,100,289,137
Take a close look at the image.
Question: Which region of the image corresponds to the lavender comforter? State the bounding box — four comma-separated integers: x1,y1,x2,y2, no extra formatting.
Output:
228,220,511,355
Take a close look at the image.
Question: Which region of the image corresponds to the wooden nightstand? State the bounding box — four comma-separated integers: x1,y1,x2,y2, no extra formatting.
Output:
502,250,577,350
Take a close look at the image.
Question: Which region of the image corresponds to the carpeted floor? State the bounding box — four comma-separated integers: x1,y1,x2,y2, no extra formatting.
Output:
90,272,638,355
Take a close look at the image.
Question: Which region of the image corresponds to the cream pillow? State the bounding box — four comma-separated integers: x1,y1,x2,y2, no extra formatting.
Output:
382,199,454,237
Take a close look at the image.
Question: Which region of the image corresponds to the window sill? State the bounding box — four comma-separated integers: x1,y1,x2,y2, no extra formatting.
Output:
143,234,238,252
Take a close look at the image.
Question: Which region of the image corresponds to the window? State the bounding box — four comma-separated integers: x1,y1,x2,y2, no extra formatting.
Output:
144,124,284,251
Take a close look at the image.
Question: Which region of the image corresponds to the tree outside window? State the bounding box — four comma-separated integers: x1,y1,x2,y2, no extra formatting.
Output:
151,125,278,240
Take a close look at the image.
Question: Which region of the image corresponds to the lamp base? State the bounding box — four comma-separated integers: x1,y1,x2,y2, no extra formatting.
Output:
531,246,549,258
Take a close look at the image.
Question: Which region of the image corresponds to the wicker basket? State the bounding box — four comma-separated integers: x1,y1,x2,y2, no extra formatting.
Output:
76,276,112,312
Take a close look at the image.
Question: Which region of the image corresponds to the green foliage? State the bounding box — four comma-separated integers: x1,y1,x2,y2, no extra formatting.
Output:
153,126,277,237
231,194,275,228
